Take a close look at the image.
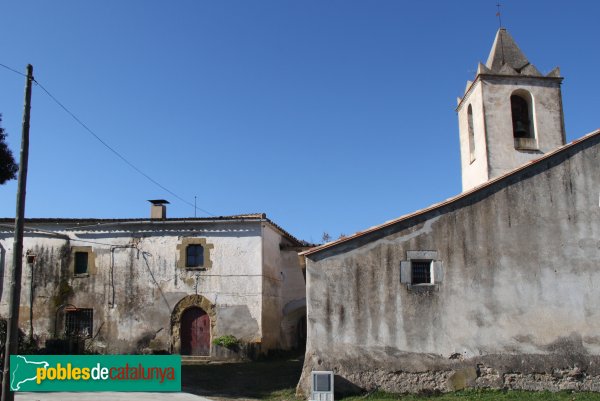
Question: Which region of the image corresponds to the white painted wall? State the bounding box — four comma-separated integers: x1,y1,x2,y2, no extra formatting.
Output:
261,224,306,350
0,219,304,355
458,76,565,191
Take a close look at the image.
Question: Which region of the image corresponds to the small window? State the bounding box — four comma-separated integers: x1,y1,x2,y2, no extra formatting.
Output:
411,260,432,284
186,244,204,268
65,308,93,338
467,104,475,162
74,252,88,275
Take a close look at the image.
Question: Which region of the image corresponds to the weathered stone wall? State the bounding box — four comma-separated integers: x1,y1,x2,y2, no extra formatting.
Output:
299,134,600,396
0,220,303,355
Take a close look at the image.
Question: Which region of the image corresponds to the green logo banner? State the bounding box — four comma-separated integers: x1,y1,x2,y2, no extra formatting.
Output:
10,355,181,392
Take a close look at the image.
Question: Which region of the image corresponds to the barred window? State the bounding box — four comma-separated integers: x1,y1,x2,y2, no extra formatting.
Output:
411,260,432,284
65,308,93,338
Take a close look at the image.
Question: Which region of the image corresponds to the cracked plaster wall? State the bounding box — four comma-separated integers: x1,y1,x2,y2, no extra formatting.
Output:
0,221,302,355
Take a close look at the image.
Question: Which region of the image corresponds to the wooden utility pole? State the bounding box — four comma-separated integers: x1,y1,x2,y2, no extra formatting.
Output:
2,64,33,401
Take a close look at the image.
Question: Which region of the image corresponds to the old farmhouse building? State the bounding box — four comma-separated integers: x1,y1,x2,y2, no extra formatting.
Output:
298,28,600,395
0,203,308,358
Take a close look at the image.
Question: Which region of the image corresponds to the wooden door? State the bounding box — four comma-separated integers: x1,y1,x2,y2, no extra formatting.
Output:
181,307,210,356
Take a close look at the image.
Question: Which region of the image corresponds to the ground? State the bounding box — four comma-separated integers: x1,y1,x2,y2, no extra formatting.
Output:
182,357,303,400
12,358,600,400
180,357,600,401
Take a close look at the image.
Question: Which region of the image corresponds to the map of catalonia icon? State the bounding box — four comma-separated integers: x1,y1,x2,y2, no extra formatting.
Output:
11,355,49,391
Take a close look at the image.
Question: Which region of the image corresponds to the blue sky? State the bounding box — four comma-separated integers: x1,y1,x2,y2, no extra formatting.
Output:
0,1,598,243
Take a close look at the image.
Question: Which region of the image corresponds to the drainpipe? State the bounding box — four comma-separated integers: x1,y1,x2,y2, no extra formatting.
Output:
109,245,137,308
27,253,36,340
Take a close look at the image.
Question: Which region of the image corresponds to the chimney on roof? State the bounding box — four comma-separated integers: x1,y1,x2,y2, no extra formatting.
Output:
148,199,169,220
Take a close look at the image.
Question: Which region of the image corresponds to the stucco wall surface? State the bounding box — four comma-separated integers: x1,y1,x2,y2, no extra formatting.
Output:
482,77,565,180
0,221,286,354
261,224,307,351
458,81,490,191
299,135,600,395
458,77,565,191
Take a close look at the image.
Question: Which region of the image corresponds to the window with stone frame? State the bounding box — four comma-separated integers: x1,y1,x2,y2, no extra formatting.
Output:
400,251,443,288
177,238,213,270
70,246,95,276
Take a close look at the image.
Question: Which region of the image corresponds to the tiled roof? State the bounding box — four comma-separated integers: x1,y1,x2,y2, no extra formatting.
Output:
0,213,306,247
302,129,600,257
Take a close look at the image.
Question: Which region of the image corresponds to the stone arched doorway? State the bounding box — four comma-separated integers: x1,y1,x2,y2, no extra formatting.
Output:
171,295,215,355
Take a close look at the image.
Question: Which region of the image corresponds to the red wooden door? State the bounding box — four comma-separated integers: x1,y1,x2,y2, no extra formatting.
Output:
181,307,210,356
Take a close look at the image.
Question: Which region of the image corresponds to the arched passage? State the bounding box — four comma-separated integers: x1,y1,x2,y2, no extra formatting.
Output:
170,295,215,355
280,299,307,350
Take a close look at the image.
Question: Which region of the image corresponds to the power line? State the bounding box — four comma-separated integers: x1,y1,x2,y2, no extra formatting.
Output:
0,63,28,78
0,63,215,216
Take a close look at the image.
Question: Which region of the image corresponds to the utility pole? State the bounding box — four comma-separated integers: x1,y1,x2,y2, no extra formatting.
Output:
2,64,33,401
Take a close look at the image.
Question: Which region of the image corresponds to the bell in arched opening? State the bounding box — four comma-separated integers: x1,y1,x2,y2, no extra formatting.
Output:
511,95,531,138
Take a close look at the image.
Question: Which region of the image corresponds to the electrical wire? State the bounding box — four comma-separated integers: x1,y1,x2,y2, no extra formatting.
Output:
0,63,28,78
0,62,215,217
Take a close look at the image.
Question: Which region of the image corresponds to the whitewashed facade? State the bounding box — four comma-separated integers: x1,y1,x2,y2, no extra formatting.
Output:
0,212,307,357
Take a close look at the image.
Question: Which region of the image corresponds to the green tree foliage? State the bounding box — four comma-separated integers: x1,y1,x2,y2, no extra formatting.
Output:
0,114,18,184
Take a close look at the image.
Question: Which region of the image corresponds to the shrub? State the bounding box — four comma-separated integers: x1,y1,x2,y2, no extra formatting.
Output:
212,335,239,349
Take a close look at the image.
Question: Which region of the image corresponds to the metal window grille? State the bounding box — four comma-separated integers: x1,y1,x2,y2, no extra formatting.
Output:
65,308,93,338
74,252,88,274
411,260,431,284
186,244,204,267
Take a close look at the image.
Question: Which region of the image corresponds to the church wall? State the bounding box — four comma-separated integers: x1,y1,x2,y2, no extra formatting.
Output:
299,135,600,395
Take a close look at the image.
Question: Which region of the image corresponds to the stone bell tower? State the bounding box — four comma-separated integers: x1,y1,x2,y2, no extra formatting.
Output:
456,28,566,191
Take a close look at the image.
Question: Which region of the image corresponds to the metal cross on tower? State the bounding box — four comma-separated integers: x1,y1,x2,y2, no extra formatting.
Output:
496,2,503,28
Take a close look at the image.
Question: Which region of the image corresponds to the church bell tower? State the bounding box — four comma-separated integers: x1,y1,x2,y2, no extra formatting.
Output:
456,28,566,191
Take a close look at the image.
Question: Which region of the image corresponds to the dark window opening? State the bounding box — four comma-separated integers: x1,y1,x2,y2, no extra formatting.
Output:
511,95,532,139
74,252,88,274
412,260,432,284
467,104,475,162
186,244,204,268
65,308,93,338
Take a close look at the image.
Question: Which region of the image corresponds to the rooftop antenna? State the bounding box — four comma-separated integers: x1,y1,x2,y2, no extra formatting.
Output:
496,2,505,65
194,196,197,217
